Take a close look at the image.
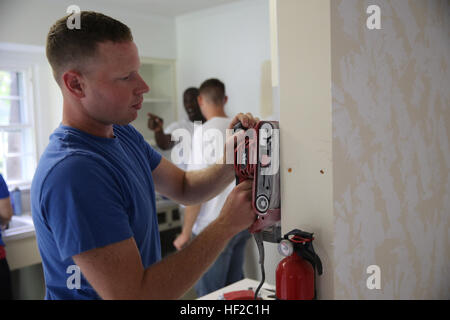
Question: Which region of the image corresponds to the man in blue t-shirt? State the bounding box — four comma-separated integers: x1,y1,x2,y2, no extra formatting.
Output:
32,11,259,299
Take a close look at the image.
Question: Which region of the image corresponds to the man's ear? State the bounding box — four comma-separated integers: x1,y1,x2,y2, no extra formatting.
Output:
62,70,86,99
224,95,228,105
197,95,204,107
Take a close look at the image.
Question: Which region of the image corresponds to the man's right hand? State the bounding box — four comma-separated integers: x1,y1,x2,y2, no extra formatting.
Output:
217,180,255,237
147,113,164,132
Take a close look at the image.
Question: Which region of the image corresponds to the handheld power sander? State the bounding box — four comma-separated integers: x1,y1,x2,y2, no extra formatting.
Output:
232,120,281,300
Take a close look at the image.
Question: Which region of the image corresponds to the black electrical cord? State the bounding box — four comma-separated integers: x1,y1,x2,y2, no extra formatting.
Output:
254,232,265,300
255,260,265,300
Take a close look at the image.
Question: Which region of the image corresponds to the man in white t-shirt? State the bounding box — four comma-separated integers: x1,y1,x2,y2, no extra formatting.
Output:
148,87,206,171
173,79,251,297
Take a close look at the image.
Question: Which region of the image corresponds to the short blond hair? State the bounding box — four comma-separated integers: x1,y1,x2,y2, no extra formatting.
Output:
46,11,133,83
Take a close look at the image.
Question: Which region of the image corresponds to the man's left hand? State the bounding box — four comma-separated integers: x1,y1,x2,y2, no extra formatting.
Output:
219,113,259,166
228,112,259,130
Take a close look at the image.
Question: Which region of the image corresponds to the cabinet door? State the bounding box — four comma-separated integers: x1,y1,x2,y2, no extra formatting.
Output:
132,58,177,146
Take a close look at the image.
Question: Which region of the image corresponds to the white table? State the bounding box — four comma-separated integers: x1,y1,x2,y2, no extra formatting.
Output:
197,278,276,300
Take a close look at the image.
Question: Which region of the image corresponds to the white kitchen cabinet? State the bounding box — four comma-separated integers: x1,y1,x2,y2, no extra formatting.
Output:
4,235,41,271
131,57,177,147
2,214,41,271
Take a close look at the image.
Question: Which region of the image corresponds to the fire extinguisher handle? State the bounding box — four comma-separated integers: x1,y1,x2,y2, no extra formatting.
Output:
284,229,313,240
310,242,323,275
298,242,323,276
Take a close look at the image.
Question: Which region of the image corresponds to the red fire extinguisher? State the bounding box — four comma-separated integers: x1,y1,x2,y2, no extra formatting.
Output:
276,229,323,300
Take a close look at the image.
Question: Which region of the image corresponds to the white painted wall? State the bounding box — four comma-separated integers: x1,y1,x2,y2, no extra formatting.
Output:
331,0,450,299
276,0,450,299
0,0,176,59
175,0,272,120
277,0,334,298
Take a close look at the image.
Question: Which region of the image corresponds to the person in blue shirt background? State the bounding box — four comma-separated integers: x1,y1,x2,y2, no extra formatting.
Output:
0,174,13,300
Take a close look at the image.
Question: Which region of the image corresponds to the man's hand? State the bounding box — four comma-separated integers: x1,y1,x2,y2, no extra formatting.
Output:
220,112,260,166
216,180,255,237
147,113,164,132
228,112,260,130
173,204,201,250
173,232,191,251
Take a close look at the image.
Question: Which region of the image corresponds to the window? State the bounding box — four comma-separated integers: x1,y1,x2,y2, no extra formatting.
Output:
0,69,36,187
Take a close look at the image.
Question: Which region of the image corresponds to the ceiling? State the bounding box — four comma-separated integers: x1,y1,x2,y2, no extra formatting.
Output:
87,0,244,17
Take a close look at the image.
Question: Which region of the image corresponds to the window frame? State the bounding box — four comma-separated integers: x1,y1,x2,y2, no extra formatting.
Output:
0,63,38,189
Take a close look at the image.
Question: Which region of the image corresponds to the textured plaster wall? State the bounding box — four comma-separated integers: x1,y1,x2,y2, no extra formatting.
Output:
331,0,450,299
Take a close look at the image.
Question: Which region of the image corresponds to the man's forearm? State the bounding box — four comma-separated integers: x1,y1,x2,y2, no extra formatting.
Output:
182,205,201,235
140,216,233,299
0,197,13,225
182,163,234,205
73,180,254,300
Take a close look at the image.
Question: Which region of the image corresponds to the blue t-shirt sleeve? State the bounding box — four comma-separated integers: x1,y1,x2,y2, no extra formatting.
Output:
146,142,162,171
40,154,133,261
0,174,9,199
127,124,162,171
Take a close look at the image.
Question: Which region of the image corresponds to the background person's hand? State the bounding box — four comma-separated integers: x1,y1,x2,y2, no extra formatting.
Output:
147,113,164,132
173,231,191,251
